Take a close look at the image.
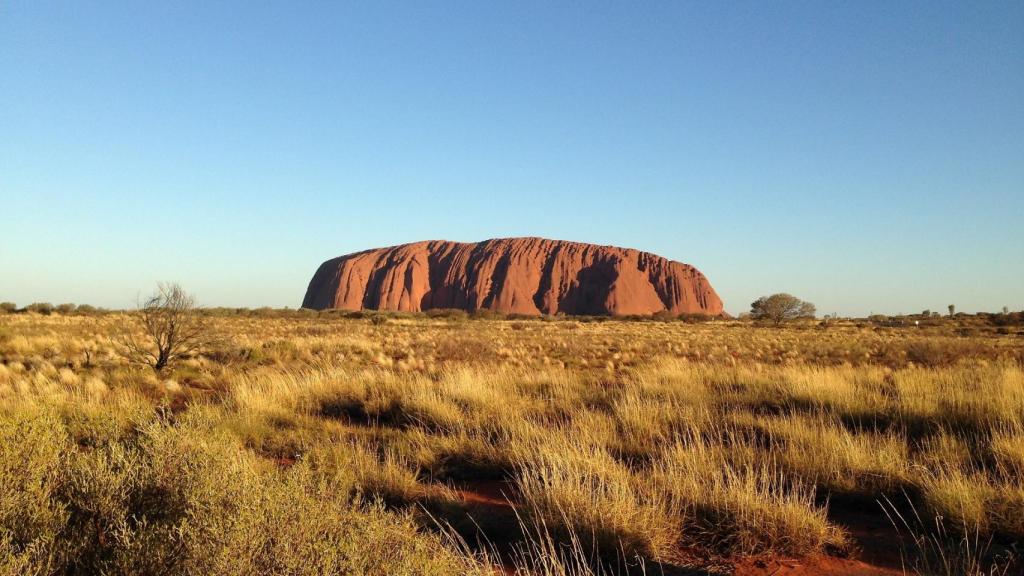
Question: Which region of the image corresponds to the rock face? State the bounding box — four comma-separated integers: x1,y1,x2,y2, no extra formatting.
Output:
302,238,723,316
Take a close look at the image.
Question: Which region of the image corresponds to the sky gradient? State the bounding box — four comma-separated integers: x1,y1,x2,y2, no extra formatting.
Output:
1,1,1022,316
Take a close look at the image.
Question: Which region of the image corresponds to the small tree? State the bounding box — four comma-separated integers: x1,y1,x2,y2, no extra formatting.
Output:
26,302,54,315
948,304,955,317
750,293,816,325
118,283,214,372
0,302,15,314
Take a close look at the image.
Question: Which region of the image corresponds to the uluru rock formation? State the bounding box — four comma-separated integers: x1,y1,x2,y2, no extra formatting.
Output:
302,238,723,317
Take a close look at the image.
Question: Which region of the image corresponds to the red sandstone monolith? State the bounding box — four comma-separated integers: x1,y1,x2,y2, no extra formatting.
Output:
302,238,723,316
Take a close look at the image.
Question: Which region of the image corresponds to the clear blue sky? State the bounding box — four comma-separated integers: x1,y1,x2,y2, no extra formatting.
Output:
1,2,1021,316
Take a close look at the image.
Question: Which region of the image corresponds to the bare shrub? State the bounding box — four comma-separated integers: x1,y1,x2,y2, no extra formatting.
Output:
117,283,216,372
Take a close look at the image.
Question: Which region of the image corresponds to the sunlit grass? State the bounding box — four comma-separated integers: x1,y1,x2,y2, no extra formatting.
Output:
0,312,1020,574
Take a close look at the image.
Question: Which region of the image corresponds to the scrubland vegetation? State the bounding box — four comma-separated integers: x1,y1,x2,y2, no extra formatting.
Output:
1,310,1022,575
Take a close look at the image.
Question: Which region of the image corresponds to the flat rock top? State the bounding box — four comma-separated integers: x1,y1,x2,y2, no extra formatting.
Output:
302,237,723,316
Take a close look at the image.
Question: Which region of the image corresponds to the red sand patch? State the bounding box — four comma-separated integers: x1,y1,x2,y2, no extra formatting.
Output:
734,555,903,576
454,479,516,508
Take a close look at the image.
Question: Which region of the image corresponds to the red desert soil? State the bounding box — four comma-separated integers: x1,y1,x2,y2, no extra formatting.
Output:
733,556,903,576
302,237,723,316
454,482,908,576
454,480,515,509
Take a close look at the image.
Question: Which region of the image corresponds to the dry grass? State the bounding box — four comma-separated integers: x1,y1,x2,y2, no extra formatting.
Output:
0,312,1021,574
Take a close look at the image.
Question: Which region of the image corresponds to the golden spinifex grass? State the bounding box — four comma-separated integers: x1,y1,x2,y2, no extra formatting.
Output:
0,312,1021,574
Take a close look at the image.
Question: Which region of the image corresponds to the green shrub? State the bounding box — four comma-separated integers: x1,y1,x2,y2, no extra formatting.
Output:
0,408,490,576
678,313,716,323
0,409,71,574
470,309,506,320
425,308,470,321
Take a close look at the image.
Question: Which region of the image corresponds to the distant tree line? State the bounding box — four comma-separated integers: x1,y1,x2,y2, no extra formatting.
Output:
0,302,105,315
2,295,1019,327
